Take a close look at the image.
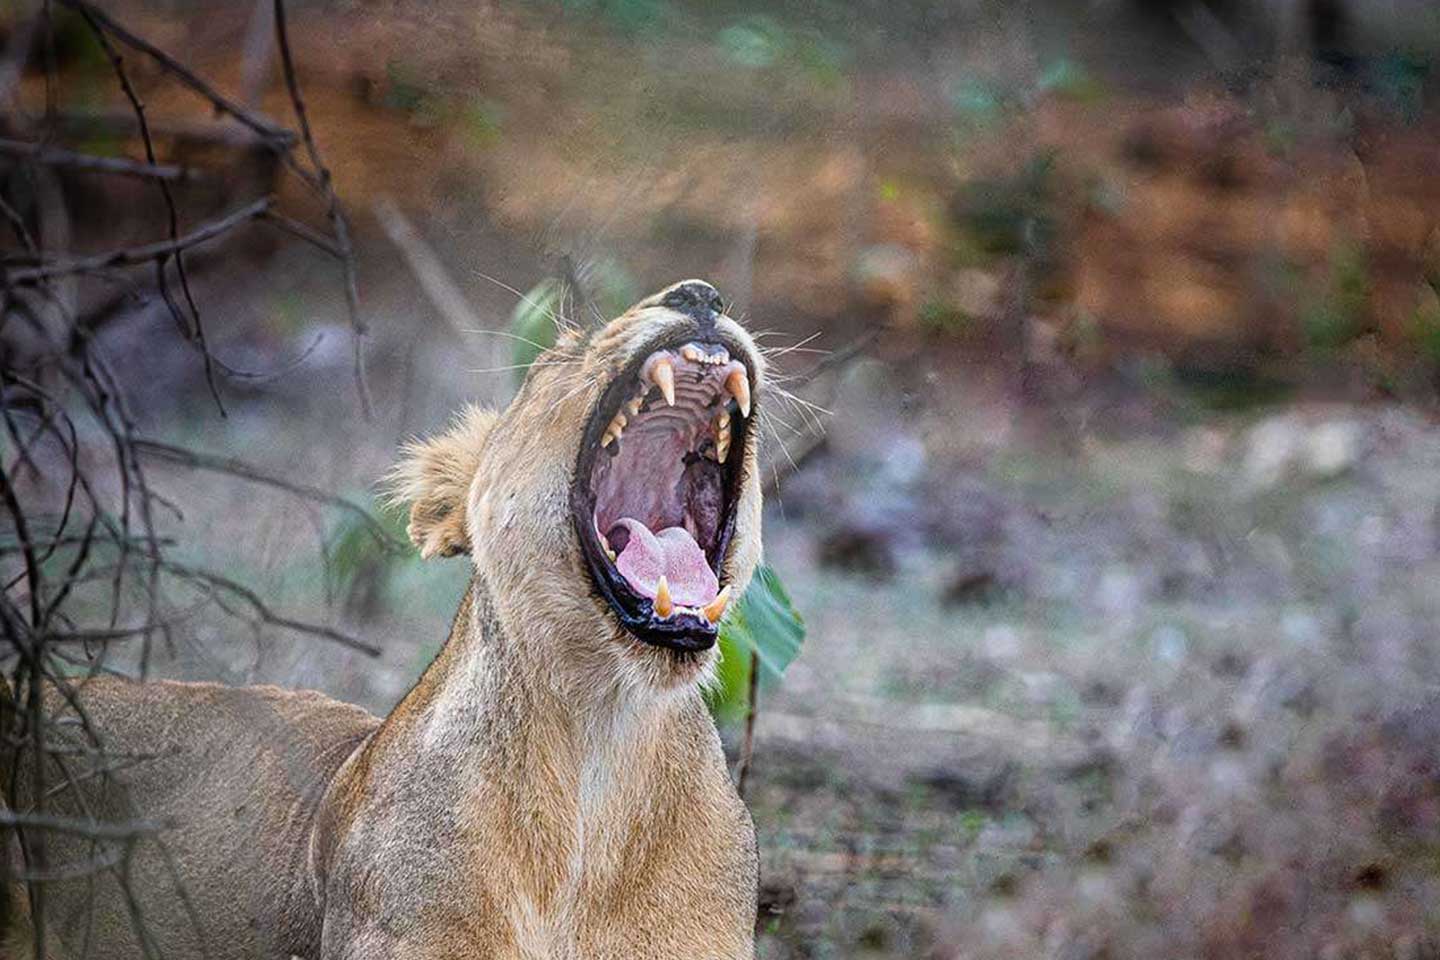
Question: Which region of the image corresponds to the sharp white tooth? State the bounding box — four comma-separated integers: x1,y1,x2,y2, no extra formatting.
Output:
725,367,751,418
651,358,676,407
712,410,731,462
702,585,732,624
654,576,673,618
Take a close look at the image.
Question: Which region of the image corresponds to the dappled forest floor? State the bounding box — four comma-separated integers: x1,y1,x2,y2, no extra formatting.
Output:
8,0,1440,956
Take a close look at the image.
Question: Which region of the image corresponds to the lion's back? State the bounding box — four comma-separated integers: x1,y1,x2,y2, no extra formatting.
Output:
7,676,380,960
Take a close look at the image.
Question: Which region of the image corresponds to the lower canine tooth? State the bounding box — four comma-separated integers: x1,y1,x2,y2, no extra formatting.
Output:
654,576,673,618
702,585,732,624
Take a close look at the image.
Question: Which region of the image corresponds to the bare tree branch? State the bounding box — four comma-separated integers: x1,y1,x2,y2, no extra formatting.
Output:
50,0,295,147
0,139,198,182
4,197,272,284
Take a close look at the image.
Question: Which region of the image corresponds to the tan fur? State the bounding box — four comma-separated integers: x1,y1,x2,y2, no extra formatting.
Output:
3,281,763,959
386,404,500,559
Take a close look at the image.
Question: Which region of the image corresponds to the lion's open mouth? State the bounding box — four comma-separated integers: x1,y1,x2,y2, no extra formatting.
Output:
571,338,753,652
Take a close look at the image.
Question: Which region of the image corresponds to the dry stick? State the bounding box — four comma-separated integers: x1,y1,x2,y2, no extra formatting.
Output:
0,194,38,254
273,0,372,419
0,467,49,960
0,13,40,105
73,6,226,415
0,138,195,182
261,209,342,258
50,0,294,146
372,195,484,342
735,322,887,791
130,438,404,551
159,561,381,657
759,321,887,499
5,196,272,284
735,651,762,798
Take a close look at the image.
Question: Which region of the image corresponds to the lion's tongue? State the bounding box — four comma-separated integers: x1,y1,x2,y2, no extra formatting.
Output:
611,517,719,607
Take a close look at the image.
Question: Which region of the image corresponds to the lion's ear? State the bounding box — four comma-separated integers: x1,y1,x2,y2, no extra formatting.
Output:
386,405,499,560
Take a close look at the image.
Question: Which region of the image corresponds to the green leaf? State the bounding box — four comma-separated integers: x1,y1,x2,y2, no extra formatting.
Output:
721,563,805,683
509,278,564,384
707,563,805,725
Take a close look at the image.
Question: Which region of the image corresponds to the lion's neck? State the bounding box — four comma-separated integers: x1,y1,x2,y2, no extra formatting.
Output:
381,576,697,892
410,575,684,748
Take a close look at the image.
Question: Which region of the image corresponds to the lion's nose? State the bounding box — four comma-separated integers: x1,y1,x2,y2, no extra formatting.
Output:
660,280,724,330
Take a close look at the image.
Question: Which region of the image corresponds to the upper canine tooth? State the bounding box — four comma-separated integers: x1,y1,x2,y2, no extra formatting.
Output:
651,358,676,407
654,576,673,618
725,367,751,418
702,585,732,624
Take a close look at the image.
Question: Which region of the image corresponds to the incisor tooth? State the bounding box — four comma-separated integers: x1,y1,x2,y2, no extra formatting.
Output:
725,368,750,418
681,345,702,362
651,358,676,407
702,585,732,624
654,576,673,618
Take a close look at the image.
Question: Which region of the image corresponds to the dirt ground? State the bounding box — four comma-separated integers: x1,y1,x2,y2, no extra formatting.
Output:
9,1,1440,956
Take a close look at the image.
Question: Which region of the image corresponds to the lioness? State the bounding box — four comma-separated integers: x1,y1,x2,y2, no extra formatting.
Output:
4,280,764,959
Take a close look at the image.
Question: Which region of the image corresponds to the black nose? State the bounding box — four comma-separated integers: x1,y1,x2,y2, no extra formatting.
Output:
661,281,723,332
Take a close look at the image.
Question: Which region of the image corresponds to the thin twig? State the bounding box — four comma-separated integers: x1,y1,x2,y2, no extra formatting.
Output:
373,194,483,343
51,0,295,146
131,438,403,552
273,0,371,418
735,650,760,798
5,197,272,284
73,5,227,414
0,139,197,182
158,561,381,657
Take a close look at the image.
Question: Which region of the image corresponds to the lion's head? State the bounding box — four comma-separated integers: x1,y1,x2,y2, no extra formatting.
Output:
390,280,764,682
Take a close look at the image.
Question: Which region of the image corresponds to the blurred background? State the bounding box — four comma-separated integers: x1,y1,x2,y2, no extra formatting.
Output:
4,0,1440,956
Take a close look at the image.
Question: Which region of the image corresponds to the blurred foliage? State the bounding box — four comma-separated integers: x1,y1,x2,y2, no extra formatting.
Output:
509,277,564,376
1410,287,1440,366
949,58,1102,135
715,15,848,88
708,563,807,725
508,263,638,381
950,151,1060,263
1302,240,1371,351
557,0,667,34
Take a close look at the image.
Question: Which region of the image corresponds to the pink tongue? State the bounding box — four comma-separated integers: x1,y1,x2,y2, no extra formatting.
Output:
611,518,719,607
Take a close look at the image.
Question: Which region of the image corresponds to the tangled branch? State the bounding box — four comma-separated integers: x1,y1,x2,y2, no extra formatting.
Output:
0,1,386,951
